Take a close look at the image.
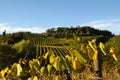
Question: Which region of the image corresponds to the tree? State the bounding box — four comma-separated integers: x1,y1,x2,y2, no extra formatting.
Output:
2,30,6,38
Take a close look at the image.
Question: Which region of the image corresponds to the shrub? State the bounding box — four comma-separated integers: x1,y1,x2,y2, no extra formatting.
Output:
0,44,17,68
12,39,35,59
103,35,120,73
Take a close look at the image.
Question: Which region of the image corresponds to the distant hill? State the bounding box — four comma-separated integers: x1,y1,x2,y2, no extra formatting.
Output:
45,26,113,43
0,26,113,44
45,26,112,37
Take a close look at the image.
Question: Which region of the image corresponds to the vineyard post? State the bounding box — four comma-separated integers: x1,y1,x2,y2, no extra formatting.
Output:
91,39,102,79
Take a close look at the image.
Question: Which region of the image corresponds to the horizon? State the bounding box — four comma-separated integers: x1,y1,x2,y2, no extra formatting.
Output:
0,0,120,35
0,26,115,35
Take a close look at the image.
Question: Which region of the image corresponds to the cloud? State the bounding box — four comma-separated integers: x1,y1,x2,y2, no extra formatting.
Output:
0,23,46,34
82,19,120,34
1,19,120,35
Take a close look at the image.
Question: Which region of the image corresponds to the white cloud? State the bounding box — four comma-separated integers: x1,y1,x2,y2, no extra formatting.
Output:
1,19,120,35
82,19,120,34
0,23,46,34
0,23,10,30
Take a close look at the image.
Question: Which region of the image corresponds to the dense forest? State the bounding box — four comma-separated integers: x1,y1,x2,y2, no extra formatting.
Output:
0,26,120,80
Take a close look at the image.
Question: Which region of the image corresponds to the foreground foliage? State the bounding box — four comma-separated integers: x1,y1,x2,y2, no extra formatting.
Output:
0,36,119,79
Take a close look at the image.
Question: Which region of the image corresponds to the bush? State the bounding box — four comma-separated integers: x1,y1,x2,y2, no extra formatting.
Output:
0,44,17,68
105,35,120,54
0,39,35,69
103,35,120,73
12,39,35,59
4,32,23,44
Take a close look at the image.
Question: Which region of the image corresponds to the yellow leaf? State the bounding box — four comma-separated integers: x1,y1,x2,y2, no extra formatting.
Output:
53,56,60,70
0,67,9,77
54,76,59,80
47,64,52,74
81,44,86,51
110,47,114,53
40,66,45,74
33,76,38,80
17,63,22,76
28,77,33,80
112,54,118,61
40,66,48,75
43,52,49,59
92,50,98,60
72,58,81,70
109,47,118,62
88,41,97,52
49,53,55,64
99,42,107,55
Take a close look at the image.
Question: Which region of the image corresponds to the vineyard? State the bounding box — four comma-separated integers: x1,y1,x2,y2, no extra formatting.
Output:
32,38,70,57
0,32,120,80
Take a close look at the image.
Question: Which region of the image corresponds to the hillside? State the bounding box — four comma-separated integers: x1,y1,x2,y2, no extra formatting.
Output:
45,26,113,43
0,26,119,80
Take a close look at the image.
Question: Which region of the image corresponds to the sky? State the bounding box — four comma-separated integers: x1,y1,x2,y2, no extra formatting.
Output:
0,0,120,34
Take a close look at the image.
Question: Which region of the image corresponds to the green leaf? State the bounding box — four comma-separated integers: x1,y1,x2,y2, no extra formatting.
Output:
29,68,36,76
59,55,66,69
65,55,72,62
65,56,72,70
72,49,87,63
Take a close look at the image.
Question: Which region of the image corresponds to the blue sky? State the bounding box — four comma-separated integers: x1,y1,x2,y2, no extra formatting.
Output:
0,0,120,34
